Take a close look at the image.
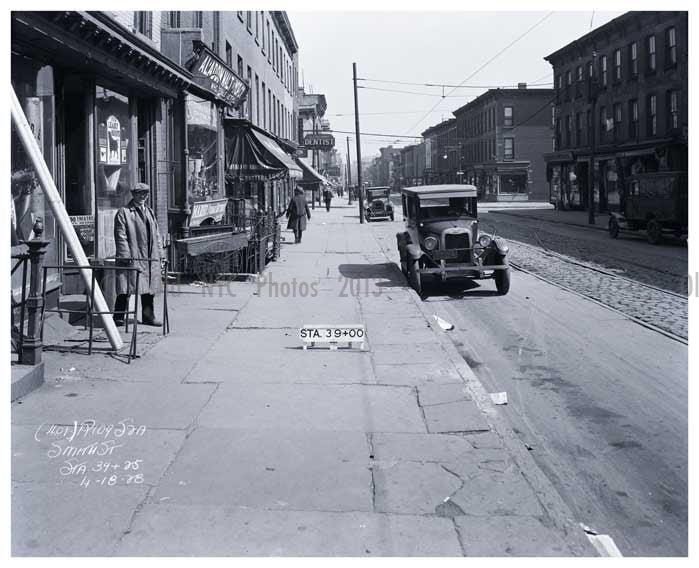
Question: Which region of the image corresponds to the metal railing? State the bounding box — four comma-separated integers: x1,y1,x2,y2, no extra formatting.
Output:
11,252,30,363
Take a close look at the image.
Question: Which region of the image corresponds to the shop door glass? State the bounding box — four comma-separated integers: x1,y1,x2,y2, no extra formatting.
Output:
11,55,59,292
63,75,95,260
95,85,132,258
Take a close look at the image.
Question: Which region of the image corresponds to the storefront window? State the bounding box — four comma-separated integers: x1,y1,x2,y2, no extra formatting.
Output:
187,95,220,202
95,85,133,258
11,55,59,289
500,173,527,193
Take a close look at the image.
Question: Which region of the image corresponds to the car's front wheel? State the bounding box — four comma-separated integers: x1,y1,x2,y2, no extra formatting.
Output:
495,267,510,295
409,258,422,296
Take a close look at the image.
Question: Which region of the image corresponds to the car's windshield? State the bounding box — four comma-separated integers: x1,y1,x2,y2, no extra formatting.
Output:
368,190,388,200
418,196,477,219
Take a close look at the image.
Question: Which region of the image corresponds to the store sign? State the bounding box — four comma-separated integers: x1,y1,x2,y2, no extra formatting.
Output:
191,47,248,109
190,199,229,226
303,133,335,149
326,165,341,177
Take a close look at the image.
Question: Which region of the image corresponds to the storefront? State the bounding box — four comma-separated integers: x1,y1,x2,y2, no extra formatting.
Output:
296,157,331,206
170,43,251,274
11,11,191,302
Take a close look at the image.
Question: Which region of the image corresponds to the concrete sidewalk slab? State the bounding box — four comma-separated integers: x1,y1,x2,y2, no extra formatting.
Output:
12,425,186,486
12,481,150,555
372,343,450,365
372,433,474,463
373,363,463,386
197,383,426,433
422,399,492,433
116,505,464,556
153,428,372,512
12,380,215,429
373,461,462,515
186,328,375,384
454,515,573,556
418,383,473,406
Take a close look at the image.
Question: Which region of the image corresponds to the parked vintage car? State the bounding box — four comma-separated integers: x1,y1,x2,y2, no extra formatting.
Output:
608,171,687,244
396,185,510,295
364,186,394,222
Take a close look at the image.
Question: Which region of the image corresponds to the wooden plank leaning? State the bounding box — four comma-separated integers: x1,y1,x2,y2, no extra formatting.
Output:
10,85,124,351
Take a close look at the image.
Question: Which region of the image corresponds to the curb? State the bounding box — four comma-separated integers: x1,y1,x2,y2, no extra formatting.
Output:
369,231,597,556
489,209,609,233
509,261,688,345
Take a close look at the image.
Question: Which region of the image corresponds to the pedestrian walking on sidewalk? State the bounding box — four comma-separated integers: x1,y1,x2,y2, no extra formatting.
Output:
323,188,333,212
286,187,311,243
113,183,163,326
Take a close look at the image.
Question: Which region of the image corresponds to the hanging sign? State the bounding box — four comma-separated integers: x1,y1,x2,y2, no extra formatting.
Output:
190,44,248,109
303,133,335,149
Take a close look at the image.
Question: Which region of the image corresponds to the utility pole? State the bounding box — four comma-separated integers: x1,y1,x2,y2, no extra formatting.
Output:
310,113,317,210
353,62,364,224
588,52,598,225
346,136,353,204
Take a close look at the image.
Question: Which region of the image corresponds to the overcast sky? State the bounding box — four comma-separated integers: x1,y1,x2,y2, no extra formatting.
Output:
289,11,623,160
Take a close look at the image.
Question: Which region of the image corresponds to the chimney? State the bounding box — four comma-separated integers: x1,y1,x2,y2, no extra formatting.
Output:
518,82,527,89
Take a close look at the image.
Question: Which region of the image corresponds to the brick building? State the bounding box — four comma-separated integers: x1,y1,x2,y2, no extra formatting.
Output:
421,118,457,185
453,86,554,201
544,11,688,211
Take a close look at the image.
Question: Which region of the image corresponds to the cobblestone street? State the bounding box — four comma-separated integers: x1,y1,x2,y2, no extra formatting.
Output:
506,240,688,340
481,212,688,295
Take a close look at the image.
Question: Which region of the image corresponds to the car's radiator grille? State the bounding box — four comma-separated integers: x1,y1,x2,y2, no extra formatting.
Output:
444,233,470,263
371,202,385,211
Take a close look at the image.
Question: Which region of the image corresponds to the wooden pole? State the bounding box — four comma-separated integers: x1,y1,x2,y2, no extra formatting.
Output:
353,62,364,224
10,85,124,351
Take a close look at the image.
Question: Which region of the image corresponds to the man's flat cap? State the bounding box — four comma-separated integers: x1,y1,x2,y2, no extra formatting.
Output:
132,183,150,193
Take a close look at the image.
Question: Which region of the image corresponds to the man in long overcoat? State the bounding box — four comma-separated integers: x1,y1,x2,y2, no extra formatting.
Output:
113,183,163,326
286,187,311,243
323,188,333,212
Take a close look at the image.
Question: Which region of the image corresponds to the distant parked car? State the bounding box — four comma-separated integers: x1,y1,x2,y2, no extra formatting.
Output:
364,186,394,222
608,171,687,244
396,184,510,295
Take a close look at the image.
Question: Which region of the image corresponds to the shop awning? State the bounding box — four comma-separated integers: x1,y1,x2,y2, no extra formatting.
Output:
296,158,331,185
224,119,302,182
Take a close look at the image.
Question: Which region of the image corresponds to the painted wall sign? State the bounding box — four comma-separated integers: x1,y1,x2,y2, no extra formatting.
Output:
190,198,229,226
191,46,248,109
303,133,335,149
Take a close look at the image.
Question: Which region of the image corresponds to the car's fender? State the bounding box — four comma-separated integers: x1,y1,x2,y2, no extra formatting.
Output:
406,243,423,260
493,238,509,256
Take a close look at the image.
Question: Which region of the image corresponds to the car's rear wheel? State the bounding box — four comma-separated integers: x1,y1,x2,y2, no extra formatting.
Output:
409,258,422,296
609,216,620,239
647,219,662,245
495,267,510,295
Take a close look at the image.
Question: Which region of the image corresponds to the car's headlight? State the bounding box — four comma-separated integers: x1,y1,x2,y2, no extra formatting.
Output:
423,236,438,251
478,234,492,247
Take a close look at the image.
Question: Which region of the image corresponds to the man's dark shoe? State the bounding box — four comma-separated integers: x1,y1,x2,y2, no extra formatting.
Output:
113,318,126,327
141,318,163,327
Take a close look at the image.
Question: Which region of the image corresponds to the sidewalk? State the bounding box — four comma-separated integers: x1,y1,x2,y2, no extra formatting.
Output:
487,207,609,231
11,203,594,556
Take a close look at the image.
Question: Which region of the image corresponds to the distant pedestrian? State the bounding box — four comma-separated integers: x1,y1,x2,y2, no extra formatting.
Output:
323,188,332,212
113,183,163,326
286,187,311,243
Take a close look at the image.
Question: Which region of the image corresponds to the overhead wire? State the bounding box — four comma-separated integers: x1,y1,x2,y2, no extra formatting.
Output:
404,11,555,135
358,78,552,89
358,86,474,98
